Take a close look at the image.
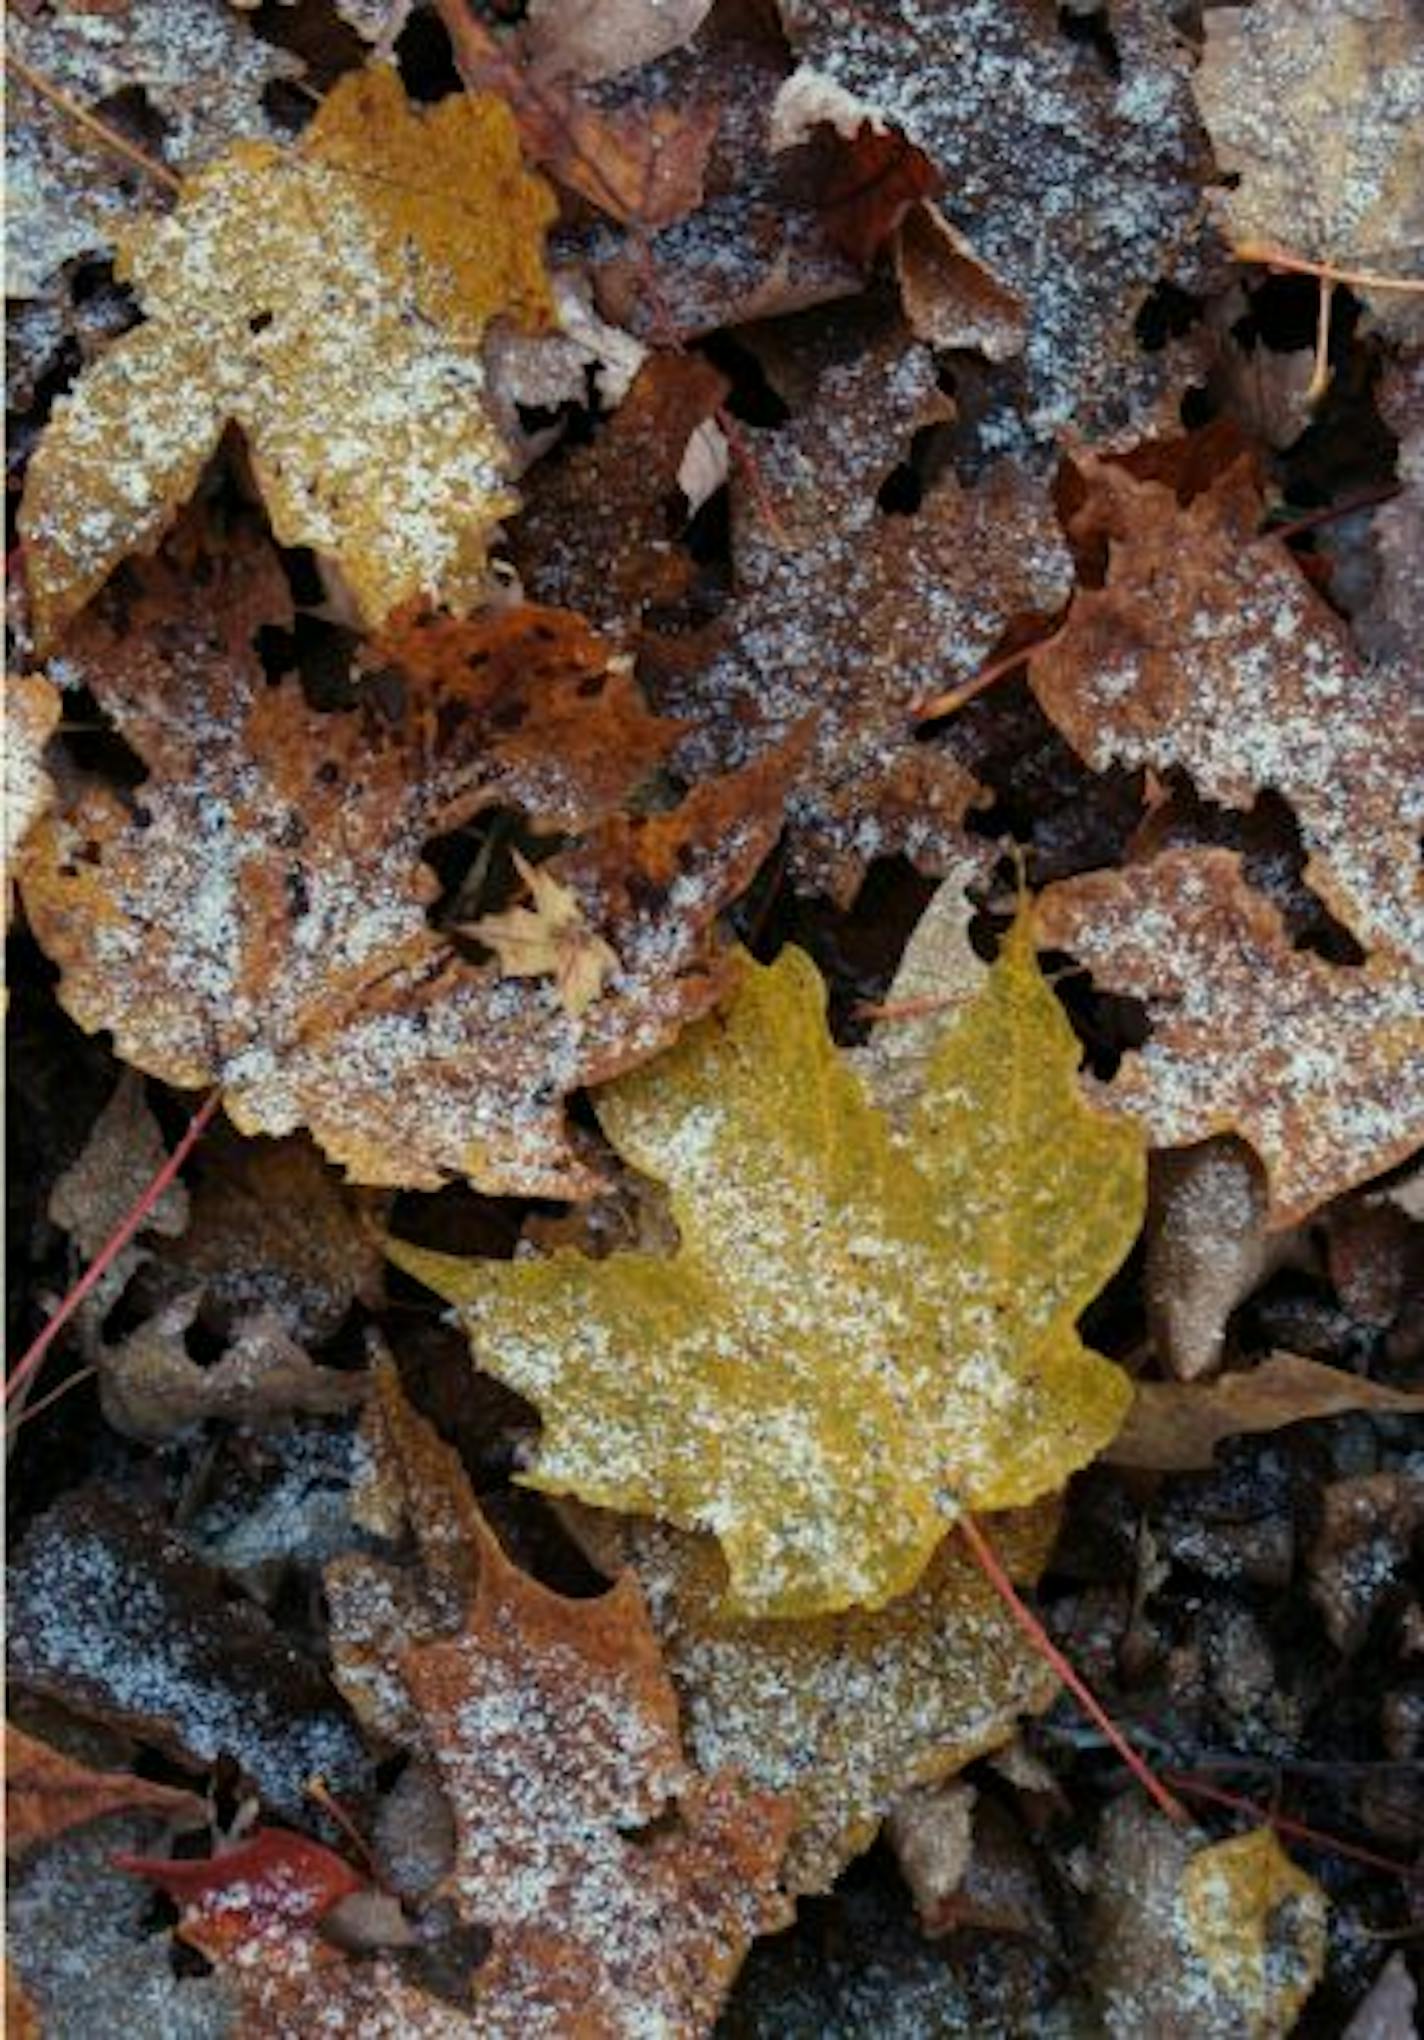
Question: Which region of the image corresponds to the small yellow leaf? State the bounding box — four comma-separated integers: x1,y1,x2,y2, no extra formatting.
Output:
1181,1827,1328,2037
20,65,556,646
392,910,1143,1617
467,850,619,1017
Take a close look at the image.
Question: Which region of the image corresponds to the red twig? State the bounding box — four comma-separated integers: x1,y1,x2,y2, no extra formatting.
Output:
7,1088,222,1410
1163,1773,1424,1883
958,1512,1188,1826
1264,485,1401,547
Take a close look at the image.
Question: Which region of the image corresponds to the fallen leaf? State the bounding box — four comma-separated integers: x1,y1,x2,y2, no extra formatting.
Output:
20,65,557,646
1342,1953,1418,2040
771,0,1210,438
46,1070,190,1330
3,672,60,905
20,526,787,1195
5,0,301,298
562,1499,1060,1894
6,1723,205,1857
8,1488,370,1819
1036,849,1424,1226
1360,349,1424,665
1029,457,1424,967
1094,1801,1328,2039
893,200,1029,361
392,908,1142,1617
524,0,716,82
1309,1471,1424,1653
465,850,620,1016
1107,1352,1424,1472
650,318,1070,901
1195,0,1424,334
850,857,988,1123
885,1778,977,1931
98,1294,369,1443
118,1826,365,1917
814,124,942,267
1181,1827,1329,2038
1144,1138,1275,1381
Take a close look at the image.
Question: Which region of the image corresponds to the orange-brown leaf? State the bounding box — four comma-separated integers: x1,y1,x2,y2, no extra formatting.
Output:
6,1723,205,1857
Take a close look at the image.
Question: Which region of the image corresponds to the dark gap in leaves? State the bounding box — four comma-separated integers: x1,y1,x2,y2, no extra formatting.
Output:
246,1,365,87
876,460,922,515
621,1804,686,1847
1056,5,1121,77
1246,273,1332,353
91,84,170,155
169,1939,217,1980
399,1916,494,2009
278,544,329,609
1179,381,1217,429
422,808,568,951
698,332,790,427
260,77,314,138
1134,277,1201,353
1039,950,1150,1081
396,5,464,101
682,478,732,569
55,682,148,790
255,622,298,682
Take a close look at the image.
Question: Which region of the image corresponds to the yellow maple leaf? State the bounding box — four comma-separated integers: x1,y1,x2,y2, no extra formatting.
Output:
1181,1827,1328,2037
391,911,1143,1617
19,65,555,647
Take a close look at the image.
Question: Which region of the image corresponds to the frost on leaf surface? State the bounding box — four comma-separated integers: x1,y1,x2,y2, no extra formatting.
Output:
19,525,787,1195
19,65,557,648
3,673,60,928
5,0,302,299
1195,0,1424,337
1029,456,1424,967
1038,849,1424,1228
772,0,1210,438
563,1500,1060,1895
393,910,1143,1617
649,318,1071,901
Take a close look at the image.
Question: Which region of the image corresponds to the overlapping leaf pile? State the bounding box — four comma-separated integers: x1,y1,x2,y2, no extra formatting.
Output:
7,0,1421,2031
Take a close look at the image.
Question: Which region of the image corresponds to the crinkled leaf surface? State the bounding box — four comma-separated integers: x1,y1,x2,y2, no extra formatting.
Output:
19,65,557,646
394,911,1142,1616
772,0,1210,439
564,1501,1060,1894
649,319,1070,901
1195,0,1424,335
1030,456,1424,966
20,527,787,1194
1038,849,1424,1226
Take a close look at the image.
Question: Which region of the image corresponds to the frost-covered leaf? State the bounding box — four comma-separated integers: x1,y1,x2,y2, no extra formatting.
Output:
771,0,1210,439
1037,849,1424,1226
562,1500,1060,1894
8,1488,369,1819
5,1724,205,1857
393,909,1142,1617
20,66,557,646
1195,0,1424,336
1094,1802,1327,2039
1107,1352,1424,1472
47,1071,189,1329
466,849,620,1016
1144,1137,1276,1381
1360,349,1424,664
5,0,301,298
20,527,788,1194
650,319,1070,901
1029,457,1424,967
525,0,715,82
3,672,60,927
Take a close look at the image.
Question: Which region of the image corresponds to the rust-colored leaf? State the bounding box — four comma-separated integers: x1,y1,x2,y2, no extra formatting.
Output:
6,1724,205,1857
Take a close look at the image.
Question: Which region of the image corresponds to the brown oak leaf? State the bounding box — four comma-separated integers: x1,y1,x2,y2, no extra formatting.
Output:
649,318,1070,901
1029,456,1424,966
19,525,788,1195
6,1724,205,1858
1037,849,1424,1226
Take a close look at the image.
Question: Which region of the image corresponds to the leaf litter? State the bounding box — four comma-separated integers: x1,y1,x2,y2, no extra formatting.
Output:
7,1,1424,2030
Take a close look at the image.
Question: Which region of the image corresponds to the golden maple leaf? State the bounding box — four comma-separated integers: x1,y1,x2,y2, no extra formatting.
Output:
19,65,556,647
1181,1828,1328,2038
392,911,1144,1617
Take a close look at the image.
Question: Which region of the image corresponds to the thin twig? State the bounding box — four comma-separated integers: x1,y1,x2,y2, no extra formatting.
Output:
6,49,182,193
958,1512,1189,1826
1263,485,1400,546
7,1089,222,1411
1163,1773,1424,1884
1233,239,1424,295
914,625,1066,723
8,1366,97,1434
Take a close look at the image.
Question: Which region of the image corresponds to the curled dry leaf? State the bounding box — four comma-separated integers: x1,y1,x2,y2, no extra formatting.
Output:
393,909,1142,1617
98,1295,369,1444
1145,1138,1275,1381
563,1500,1059,1895
1107,1352,1424,1473
1029,456,1424,967
652,322,1070,901
5,1723,205,1857
772,0,1210,438
1094,1801,1328,2040
1037,849,1424,1227
20,67,556,647
8,1488,369,1819
1195,0,1424,334
20,530,787,1195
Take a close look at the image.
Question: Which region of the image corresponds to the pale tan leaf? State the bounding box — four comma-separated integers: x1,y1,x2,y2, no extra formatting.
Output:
1107,1353,1424,1472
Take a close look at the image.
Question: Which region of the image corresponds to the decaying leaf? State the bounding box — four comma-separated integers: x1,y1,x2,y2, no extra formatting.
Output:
8,1488,369,1819
1145,1138,1276,1381
1360,349,1424,664
20,65,557,646
5,1723,205,1857
393,909,1143,1617
98,1294,369,1443
771,0,1210,437
1309,1471,1424,1654
1107,1352,1424,1473
562,1500,1060,1894
1094,1801,1328,2039
467,849,621,1016
1029,457,1424,966
524,0,716,82
1195,0,1424,333
3,672,60,928
5,0,301,298
46,1070,190,1329
1037,849,1424,1226
650,320,1070,900
20,528,788,1195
